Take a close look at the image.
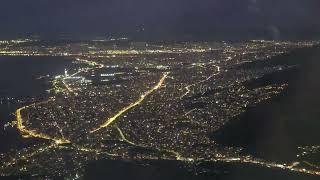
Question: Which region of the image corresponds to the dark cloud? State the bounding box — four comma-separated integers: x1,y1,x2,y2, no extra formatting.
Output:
1,0,320,40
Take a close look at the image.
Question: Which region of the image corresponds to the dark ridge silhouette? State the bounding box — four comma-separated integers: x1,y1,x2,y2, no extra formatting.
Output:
83,160,319,180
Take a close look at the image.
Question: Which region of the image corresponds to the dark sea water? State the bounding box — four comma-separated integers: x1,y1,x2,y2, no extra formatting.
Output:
212,47,320,162
0,56,74,153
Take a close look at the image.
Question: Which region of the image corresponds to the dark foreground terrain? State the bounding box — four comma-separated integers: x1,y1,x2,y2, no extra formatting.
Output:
83,160,319,180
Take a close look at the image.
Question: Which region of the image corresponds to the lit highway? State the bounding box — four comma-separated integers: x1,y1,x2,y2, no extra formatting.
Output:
91,72,170,133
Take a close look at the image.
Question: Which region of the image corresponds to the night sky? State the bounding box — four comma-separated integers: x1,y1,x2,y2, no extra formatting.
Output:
1,0,320,40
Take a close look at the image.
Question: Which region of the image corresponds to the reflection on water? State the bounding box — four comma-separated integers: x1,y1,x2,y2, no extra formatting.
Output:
0,56,74,153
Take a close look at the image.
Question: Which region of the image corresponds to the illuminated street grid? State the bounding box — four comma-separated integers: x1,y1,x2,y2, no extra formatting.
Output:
0,39,319,178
